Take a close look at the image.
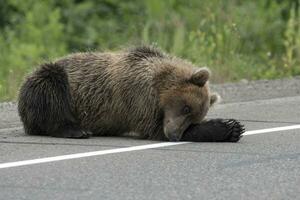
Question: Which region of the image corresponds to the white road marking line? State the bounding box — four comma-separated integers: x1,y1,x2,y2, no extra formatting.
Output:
0,124,300,169
0,142,189,169
244,125,300,135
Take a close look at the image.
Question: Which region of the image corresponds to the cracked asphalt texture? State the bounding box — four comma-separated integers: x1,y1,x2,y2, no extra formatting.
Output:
0,77,300,200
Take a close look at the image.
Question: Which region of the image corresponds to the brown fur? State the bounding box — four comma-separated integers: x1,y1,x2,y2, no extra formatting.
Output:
18,46,219,141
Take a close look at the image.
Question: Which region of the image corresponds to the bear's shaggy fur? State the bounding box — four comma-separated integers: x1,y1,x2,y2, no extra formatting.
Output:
18,46,219,141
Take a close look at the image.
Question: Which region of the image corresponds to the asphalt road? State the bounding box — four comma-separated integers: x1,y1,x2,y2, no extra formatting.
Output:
0,78,300,200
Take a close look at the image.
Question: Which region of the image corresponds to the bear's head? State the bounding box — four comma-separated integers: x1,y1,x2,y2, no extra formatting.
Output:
160,68,219,141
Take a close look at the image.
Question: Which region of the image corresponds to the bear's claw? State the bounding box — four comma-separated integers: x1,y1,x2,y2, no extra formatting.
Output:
223,119,245,142
51,129,92,139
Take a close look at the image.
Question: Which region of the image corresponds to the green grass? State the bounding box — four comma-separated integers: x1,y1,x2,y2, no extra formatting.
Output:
0,0,299,101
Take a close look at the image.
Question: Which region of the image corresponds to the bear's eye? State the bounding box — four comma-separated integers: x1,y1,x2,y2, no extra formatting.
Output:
182,105,192,115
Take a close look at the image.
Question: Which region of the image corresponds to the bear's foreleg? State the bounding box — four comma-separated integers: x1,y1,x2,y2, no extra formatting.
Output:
181,119,245,142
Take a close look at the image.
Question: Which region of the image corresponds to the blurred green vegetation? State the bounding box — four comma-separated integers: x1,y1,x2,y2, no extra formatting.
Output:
0,0,300,101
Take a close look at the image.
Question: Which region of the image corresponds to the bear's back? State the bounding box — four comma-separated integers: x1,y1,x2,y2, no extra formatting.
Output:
54,49,162,136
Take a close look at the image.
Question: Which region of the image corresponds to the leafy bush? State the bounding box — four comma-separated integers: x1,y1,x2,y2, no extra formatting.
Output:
0,0,299,101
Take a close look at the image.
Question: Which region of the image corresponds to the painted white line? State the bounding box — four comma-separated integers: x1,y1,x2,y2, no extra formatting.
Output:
0,142,189,169
244,124,300,135
0,124,300,169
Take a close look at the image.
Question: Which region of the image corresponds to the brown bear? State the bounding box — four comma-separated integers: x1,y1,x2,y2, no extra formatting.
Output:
18,46,220,141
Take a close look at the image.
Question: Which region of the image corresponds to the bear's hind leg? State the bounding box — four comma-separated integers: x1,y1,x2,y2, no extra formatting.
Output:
18,63,90,139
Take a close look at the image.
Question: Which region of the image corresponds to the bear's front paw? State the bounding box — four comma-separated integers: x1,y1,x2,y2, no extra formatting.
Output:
181,118,245,142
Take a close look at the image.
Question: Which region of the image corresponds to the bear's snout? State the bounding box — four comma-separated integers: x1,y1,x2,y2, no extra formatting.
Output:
168,133,181,142
164,117,190,142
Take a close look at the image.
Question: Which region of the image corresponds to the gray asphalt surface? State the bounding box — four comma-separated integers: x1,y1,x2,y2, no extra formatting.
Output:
0,77,300,200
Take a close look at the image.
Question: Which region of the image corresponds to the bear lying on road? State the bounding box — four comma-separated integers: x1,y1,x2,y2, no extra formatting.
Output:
18,46,244,142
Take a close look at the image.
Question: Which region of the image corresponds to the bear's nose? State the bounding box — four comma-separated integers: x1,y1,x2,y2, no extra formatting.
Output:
168,134,180,142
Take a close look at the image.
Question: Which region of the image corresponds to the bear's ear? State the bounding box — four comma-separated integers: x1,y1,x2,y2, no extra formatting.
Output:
190,68,210,87
210,93,221,106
